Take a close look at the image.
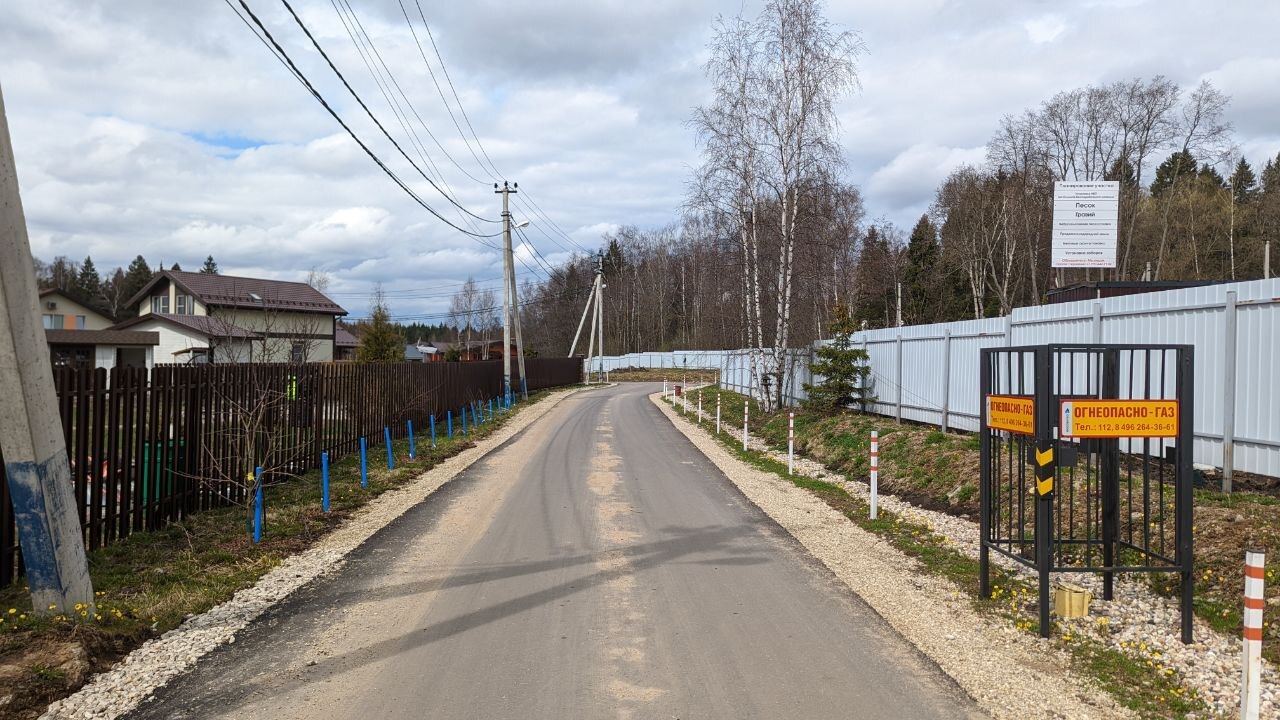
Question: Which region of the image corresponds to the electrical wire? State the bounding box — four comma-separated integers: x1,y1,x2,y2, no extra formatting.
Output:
233,0,503,240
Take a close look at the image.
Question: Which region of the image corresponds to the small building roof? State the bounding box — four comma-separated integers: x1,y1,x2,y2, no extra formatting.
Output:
45,329,159,346
335,327,359,347
125,270,348,316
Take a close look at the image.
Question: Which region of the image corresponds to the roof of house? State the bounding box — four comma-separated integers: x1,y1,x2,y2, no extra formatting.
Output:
45,329,159,346
335,328,359,347
113,313,261,339
125,270,348,316
404,343,425,361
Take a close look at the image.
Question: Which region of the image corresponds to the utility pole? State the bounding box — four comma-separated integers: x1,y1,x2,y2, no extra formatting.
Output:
0,84,94,613
895,281,903,327
1266,240,1272,279
495,181,526,399
596,251,605,382
568,253,602,357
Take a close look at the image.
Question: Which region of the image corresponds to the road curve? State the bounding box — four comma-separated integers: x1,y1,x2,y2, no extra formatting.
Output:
128,383,979,719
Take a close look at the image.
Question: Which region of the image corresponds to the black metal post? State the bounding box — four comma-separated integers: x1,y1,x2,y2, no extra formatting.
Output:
1034,346,1053,638
979,349,992,598
1101,348,1120,601
1177,346,1195,644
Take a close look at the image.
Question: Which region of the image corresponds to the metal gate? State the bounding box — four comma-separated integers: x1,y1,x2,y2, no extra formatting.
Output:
978,344,1194,642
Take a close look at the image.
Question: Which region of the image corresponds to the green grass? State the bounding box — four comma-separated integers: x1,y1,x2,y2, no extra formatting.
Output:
666,389,1211,719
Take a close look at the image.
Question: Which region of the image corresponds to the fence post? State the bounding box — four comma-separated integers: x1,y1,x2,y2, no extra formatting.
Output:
253,466,263,543
743,400,749,452
1091,302,1103,344
385,427,393,471
788,412,794,475
895,335,903,424
1241,549,1266,720
941,329,952,433
321,452,329,513
1223,290,1238,493
360,437,367,488
870,430,879,519
408,420,415,460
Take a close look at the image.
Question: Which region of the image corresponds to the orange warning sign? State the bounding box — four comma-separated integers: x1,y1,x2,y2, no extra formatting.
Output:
986,395,1035,435
1059,399,1179,438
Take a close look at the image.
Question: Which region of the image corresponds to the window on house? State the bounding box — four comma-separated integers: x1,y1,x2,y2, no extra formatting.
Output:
43,314,64,329
151,295,169,314
290,342,306,364
176,294,190,315
75,315,86,330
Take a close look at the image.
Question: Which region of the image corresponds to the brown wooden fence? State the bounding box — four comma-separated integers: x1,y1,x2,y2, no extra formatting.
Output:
0,357,582,587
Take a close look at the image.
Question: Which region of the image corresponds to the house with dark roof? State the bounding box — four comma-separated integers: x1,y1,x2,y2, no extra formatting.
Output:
38,289,159,369
112,270,348,364
334,327,359,362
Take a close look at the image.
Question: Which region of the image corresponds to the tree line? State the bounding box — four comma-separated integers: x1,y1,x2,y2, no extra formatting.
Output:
516,2,1279,392
33,254,220,319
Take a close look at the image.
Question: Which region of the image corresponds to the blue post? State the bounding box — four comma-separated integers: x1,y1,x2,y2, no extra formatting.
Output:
461,405,468,435
408,420,415,459
521,376,528,400
489,398,494,420
254,467,265,541
430,414,437,447
360,437,368,488
385,427,394,471
321,452,330,513
447,410,453,438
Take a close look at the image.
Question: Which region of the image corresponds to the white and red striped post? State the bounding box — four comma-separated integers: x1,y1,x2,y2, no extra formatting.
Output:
788,412,795,475
870,430,879,520
663,379,667,397
743,400,749,452
1241,549,1266,720
716,393,721,434
698,391,703,423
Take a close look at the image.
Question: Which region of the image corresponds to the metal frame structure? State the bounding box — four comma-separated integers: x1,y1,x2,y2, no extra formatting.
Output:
978,344,1194,643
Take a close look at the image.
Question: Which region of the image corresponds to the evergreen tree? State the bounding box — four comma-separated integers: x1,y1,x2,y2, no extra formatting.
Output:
170,262,182,271
1150,150,1197,196
1197,164,1226,189
1230,157,1258,204
355,289,403,363
116,255,155,319
200,255,219,274
1261,153,1280,196
76,256,101,305
901,215,939,324
802,304,874,414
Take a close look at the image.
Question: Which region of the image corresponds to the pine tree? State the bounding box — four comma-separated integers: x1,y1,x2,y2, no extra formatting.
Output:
1230,158,1258,205
802,304,874,414
1150,150,1197,196
901,215,939,324
170,262,182,271
200,255,219,274
76,256,101,306
116,255,155,319
355,290,403,363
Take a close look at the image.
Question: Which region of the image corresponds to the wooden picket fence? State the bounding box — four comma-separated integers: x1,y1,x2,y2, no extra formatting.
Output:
0,357,582,587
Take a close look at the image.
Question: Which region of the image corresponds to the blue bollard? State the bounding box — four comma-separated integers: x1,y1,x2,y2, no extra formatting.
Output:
321,452,330,513
253,467,264,541
408,420,415,459
489,398,494,419
447,410,453,438
430,414,436,447
462,406,468,435
385,427,393,471
521,376,527,399
360,437,368,488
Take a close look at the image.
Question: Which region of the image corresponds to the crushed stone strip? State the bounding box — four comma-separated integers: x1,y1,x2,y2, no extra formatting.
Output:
654,393,1134,720
743,423,1275,720
41,387,585,720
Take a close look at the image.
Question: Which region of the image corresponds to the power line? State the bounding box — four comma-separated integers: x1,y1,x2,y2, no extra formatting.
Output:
276,0,499,225
233,0,503,240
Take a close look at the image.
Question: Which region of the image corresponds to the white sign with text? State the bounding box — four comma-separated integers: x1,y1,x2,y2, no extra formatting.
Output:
1052,180,1119,268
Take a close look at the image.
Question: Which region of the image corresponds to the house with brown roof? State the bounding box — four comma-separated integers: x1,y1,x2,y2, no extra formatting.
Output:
38,289,158,369
112,270,348,364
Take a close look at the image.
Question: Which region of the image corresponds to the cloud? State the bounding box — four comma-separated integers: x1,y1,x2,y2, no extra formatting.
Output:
2,0,1278,320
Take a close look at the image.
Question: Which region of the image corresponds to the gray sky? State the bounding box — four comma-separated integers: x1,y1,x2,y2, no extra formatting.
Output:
3,0,1278,321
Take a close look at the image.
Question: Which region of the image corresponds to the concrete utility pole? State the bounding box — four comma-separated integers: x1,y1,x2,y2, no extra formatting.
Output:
0,84,94,613
495,181,526,399
595,251,605,382
1265,240,1272,279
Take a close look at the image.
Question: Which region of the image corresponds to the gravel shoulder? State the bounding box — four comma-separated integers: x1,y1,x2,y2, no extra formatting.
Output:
39,387,586,720
652,391,1135,720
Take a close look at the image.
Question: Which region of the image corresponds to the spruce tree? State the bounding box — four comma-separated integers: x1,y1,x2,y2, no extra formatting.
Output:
1150,150,1197,196
802,304,874,414
170,262,182,271
1230,157,1258,204
200,255,219,274
115,255,155,318
355,291,404,363
901,215,939,325
76,256,101,305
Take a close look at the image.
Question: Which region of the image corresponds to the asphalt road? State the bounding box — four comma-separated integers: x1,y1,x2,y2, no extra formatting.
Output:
129,383,978,719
